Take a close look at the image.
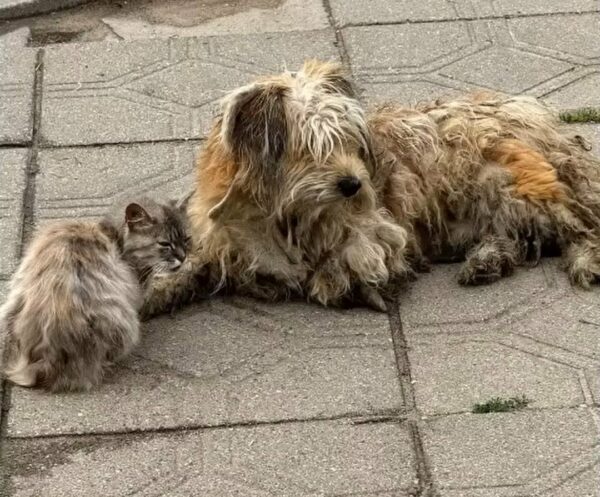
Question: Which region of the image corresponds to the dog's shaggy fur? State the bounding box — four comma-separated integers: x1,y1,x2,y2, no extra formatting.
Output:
144,60,600,315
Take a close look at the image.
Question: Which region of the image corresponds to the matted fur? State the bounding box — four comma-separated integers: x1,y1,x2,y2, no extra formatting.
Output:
145,61,600,314
370,92,600,286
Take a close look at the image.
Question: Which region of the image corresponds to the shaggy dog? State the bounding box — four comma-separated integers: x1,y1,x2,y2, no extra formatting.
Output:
143,60,600,315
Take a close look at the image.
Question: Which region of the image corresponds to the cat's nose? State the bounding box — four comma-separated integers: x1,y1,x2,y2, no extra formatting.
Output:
337,176,362,197
175,249,186,263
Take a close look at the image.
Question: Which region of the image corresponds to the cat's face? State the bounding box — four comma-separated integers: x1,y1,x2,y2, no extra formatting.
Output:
121,198,190,281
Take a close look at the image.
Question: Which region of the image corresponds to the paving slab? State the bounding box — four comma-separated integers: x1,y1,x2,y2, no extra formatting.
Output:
0,26,29,49
346,15,600,107
564,124,600,152
410,337,585,415
330,0,600,26
423,409,599,496
399,262,560,333
0,280,8,302
329,0,475,27
507,13,600,63
35,142,197,222
0,46,35,144
103,0,330,39
0,148,27,278
586,369,600,405
361,80,463,107
8,298,402,436
509,289,600,361
439,45,573,94
343,20,489,103
40,30,339,146
542,72,600,110
478,0,600,17
0,0,91,20
344,23,475,79
3,421,415,496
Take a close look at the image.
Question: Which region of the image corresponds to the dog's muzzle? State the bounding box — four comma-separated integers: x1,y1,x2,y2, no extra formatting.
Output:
337,176,362,197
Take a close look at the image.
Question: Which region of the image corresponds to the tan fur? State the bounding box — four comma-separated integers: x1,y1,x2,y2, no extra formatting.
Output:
484,139,565,201
144,61,600,314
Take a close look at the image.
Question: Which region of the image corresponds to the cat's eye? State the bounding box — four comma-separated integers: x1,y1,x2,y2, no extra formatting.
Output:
158,241,173,249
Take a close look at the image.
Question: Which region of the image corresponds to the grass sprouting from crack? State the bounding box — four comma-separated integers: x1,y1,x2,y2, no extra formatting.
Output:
472,395,531,414
559,108,600,123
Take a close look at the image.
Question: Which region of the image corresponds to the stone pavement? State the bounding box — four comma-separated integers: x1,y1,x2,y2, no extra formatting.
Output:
0,1,599,496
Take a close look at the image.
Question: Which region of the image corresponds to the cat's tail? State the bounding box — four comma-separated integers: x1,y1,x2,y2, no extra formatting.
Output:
5,348,102,392
4,354,38,388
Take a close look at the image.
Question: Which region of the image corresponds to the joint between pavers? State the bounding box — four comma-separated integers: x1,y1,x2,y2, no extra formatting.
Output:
387,297,440,496
321,0,351,68
0,49,45,497
20,48,45,250
340,9,600,29
39,136,204,151
6,409,411,441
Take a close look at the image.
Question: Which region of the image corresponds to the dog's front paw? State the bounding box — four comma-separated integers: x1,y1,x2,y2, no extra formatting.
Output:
357,284,387,312
308,259,351,307
374,220,411,278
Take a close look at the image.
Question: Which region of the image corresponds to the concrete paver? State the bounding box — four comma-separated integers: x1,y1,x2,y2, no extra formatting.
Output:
0,47,36,144
4,421,415,496
329,0,475,27
479,0,600,16
410,338,585,415
399,263,557,332
0,0,91,20
349,15,600,109
8,299,403,436
40,31,339,146
422,409,599,495
329,0,600,26
103,0,330,39
34,142,197,223
0,149,27,278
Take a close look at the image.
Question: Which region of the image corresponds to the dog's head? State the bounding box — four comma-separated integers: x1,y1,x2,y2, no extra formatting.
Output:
206,60,377,224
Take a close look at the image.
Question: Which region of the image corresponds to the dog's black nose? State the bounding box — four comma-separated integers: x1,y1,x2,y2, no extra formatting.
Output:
337,177,362,197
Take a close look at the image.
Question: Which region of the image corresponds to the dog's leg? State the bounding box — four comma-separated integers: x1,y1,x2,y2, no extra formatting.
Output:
564,237,600,288
308,256,352,308
140,256,208,320
457,235,522,285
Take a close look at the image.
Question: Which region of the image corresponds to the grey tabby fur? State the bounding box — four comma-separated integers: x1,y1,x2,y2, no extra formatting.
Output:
0,196,189,392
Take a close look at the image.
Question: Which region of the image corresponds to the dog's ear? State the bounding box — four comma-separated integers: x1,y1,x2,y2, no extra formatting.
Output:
358,130,377,177
207,180,237,221
221,82,288,167
301,59,356,98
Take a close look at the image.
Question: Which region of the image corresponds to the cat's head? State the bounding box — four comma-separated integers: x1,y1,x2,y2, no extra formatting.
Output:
120,196,191,281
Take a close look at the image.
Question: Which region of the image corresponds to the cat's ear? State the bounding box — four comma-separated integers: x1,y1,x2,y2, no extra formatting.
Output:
125,203,152,230
172,190,193,213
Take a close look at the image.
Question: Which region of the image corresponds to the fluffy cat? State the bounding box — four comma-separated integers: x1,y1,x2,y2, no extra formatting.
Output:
0,196,189,392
